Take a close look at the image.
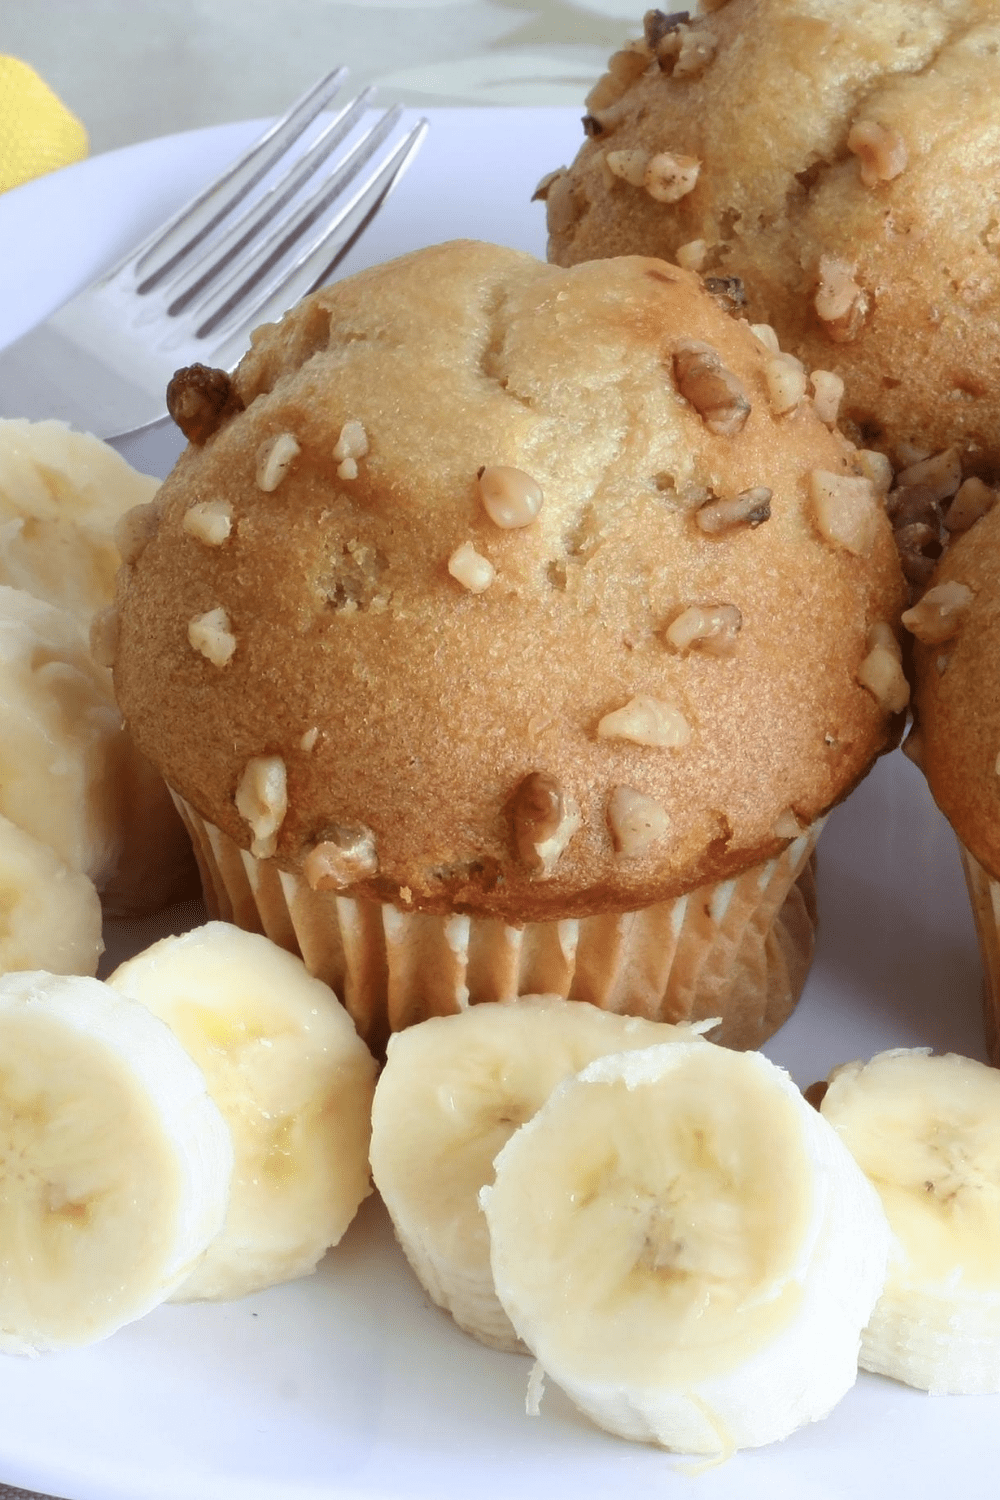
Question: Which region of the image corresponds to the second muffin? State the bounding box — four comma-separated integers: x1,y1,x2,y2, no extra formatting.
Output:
112,240,907,1051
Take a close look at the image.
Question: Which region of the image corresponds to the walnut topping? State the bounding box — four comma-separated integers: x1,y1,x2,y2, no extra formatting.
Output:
597,694,691,748
847,119,908,188
809,471,878,555
166,364,244,445
585,48,650,111
764,353,807,415
235,755,288,859
531,168,564,203
255,432,300,493
666,603,742,655
644,151,701,202
303,824,379,891
895,448,962,505
887,483,947,585
814,255,869,343
901,580,974,644
673,27,718,77
702,276,746,316
696,487,772,534
750,323,781,354
607,785,670,857
644,9,690,49
182,498,233,546
771,809,805,840
333,419,369,481
114,501,160,566
509,771,581,879
673,341,751,436
188,606,236,668
856,622,909,714
300,727,319,753
946,476,997,532
606,148,650,187
855,449,893,496
676,239,707,272
478,465,543,528
89,605,119,669
448,541,495,593
809,370,844,426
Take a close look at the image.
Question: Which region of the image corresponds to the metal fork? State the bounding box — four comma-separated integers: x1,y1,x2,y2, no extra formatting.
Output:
0,69,428,439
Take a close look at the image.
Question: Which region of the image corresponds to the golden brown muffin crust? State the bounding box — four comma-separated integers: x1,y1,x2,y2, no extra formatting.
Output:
544,0,1000,476
114,241,906,921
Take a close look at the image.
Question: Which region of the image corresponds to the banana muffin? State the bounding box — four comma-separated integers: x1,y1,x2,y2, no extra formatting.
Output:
542,0,1000,480
112,239,907,1051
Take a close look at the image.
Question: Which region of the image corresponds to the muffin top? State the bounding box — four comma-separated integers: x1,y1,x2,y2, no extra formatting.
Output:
114,239,905,921
907,500,1000,878
542,0,1000,477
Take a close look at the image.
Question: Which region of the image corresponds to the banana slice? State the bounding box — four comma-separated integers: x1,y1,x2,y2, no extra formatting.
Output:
369,997,710,1352
107,921,378,1300
482,1041,890,1455
0,419,158,630
0,584,126,888
0,813,102,977
819,1048,1000,1394
0,971,232,1354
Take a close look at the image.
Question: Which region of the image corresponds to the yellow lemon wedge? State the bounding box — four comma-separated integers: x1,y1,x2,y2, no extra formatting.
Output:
0,56,88,194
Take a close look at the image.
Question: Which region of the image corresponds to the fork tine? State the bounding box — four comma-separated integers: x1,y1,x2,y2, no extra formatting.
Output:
130,65,351,294
189,106,408,334
164,88,376,316
197,118,428,346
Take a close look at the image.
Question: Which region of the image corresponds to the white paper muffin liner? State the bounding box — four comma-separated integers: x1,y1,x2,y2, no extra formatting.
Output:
957,843,1000,1065
173,794,823,1054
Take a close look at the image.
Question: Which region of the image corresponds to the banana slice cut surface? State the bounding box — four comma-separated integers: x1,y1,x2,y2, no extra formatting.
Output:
820,1047,1000,1394
0,971,232,1354
483,1041,890,1454
0,813,102,977
108,922,378,1301
369,996,704,1352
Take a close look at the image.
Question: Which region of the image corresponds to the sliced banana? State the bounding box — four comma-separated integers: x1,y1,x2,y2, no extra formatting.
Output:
0,584,126,888
0,813,102,977
482,1041,890,1455
0,971,232,1354
108,921,378,1300
0,419,158,631
820,1048,1000,1394
370,997,711,1352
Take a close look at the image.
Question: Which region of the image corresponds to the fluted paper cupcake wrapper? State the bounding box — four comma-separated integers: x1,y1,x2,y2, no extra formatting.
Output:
957,843,1000,1065
174,795,823,1055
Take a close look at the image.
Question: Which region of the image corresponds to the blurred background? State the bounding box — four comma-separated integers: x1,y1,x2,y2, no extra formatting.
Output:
3,0,640,155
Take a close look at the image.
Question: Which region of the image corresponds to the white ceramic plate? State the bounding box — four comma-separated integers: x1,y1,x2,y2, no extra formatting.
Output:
0,109,993,1500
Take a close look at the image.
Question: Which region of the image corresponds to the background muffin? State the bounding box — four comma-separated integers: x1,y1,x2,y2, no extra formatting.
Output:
542,0,1000,480
904,498,1000,1059
113,239,906,1051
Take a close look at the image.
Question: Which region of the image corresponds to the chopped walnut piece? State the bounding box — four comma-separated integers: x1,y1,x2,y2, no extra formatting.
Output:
895,448,962,504
166,364,244,445
901,580,974,644
847,119,908,188
531,168,564,203
814,255,869,343
509,771,581,879
607,785,670,857
750,323,780,354
182,498,233,546
887,483,947,585
89,605,119,669
597,694,691,748
644,9,690,49
606,148,649,187
188,606,236,668
300,727,319,753
114,501,160,566
448,541,495,594
303,824,379,890
855,450,893,496
946,476,997,532
333,419,369,481
771,809,805,840
696,487,771,534
478,465,543,528
856,622,909,714
674,27,718,77
809,471,878,555
666,603,742,655
644,151,701,202
810,370,844,426
673,341,751,436
256,432,301,493
896,441,930,468
764,354,807,415
585,48,649,111
676,239,707,272
702,276,746,316
235,755,288,859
